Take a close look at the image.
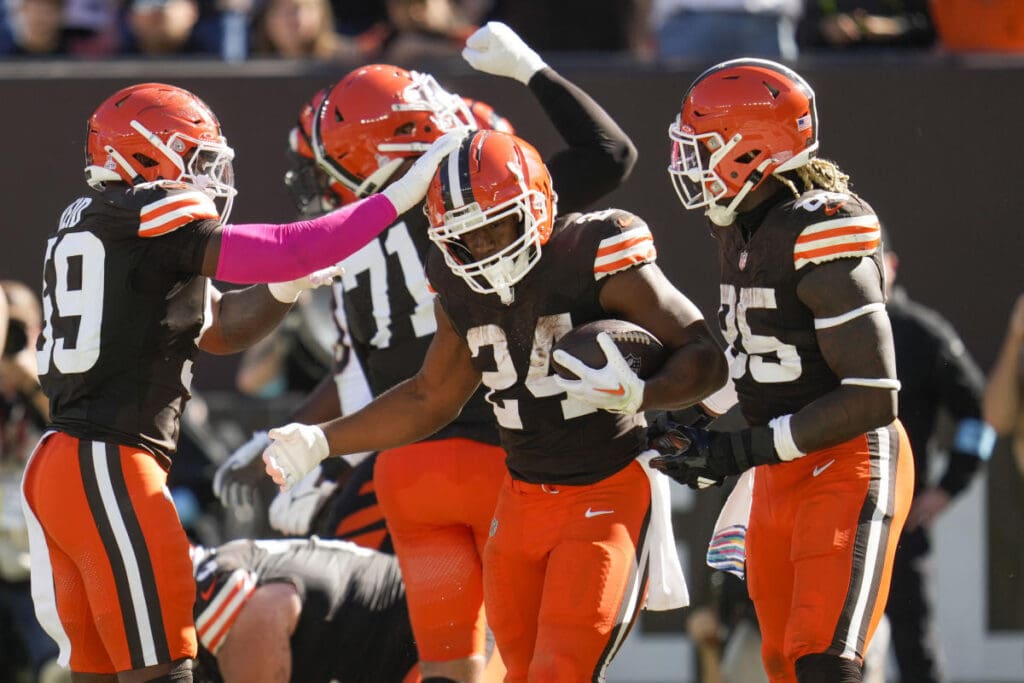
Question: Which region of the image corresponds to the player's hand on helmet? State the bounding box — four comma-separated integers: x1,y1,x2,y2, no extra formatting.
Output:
381,129,469,214
552,332,645,415
267,263,343,303
263,422,330,491
649,426,781,490
268,464,338,536
462,21,547,85
213,431,272,509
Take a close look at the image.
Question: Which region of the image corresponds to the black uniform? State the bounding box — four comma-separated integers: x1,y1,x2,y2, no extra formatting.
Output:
192,537,416,683
38,185,218,466
885,284,989,683
427,209,656,485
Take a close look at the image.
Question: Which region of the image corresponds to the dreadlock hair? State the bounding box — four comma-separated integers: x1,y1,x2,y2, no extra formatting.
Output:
775,158,850,198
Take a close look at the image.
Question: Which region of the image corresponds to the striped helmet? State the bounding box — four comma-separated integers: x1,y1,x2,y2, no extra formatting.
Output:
425,130,555,304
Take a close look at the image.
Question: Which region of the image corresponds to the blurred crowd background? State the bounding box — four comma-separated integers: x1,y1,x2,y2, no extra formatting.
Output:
0,0,1022,63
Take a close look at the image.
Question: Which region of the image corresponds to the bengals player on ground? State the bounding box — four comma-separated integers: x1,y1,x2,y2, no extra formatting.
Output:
652,59,914,683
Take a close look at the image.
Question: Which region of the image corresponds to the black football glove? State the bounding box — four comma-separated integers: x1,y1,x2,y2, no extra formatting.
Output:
649,425,781,490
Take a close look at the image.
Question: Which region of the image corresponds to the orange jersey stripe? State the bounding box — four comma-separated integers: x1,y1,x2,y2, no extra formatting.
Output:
138,213,196,238
594,246,657,274
596,234,653,258
795,224,879,244
794,238,880,263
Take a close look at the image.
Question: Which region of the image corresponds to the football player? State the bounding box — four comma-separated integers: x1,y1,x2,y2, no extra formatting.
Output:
651,59,915,683
216,21,642,683
18,83,460,682
261,129,729,681
190,537,418,683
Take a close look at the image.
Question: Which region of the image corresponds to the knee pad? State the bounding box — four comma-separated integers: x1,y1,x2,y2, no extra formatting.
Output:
795,653,861,683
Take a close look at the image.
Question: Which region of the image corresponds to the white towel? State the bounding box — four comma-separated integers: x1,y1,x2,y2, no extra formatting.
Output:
637,450,689,610
706,468,754,579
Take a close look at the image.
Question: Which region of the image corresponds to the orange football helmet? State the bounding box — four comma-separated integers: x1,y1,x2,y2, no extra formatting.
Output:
312,64,475,207
668,59,818,226
425,130,555,304
284,86,334,216
85,82,236,221
462,97,516,134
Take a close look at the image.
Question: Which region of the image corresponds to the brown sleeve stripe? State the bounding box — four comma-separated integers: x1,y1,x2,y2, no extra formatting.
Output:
139,191,219,238
793,216,880,270
594,227,657,280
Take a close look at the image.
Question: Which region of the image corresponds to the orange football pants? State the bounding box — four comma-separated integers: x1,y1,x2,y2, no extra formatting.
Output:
374,437,507,662
20,432,196,674
483,460,652,683
746,422,914,682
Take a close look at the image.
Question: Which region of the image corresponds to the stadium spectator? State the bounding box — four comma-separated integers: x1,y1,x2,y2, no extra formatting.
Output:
488,0,648,53
798,1,936,52
122,0,220,56
983,292,1024,473
379,0,479,63
654,59,914,682
0,281,66,683
249,0,360,60
649,0,803,61
0,0,67,56
19,81,460,681
219,22,645,682
930,0,1024,52
262,125,726,681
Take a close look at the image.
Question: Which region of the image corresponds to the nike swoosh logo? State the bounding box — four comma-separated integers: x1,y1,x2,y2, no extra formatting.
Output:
585,507,615,518
812,459,836,477
200,579,218,601
596,384,625,396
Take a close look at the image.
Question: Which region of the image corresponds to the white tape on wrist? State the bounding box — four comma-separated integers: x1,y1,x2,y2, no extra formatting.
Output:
841,377,902,390
814,302,886,329
768,414,805,462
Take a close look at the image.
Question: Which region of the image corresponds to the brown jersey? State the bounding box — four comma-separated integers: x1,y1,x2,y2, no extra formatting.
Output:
332,206,497,445
427,209,659,485
715,188,884,426
38,185,218,466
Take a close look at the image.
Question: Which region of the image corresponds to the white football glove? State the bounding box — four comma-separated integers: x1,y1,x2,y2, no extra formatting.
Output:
268,464,338,536
268,263,344,303
381,129,469,214
263,423,330,491
213,431,271,508
552,332,646,415
462,21,547,85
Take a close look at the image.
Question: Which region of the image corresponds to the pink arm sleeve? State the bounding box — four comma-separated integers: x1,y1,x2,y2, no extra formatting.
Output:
215,193,397,283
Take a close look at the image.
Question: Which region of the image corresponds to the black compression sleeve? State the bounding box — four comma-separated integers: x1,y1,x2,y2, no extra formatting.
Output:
528,68,637,213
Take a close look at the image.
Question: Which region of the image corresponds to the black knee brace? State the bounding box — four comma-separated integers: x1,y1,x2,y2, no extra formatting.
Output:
795,653,862,683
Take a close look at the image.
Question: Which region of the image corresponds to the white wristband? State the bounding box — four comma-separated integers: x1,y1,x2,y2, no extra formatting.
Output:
768,414,805,462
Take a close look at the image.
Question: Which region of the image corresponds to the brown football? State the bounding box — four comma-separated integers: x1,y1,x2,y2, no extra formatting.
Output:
551,319,667,380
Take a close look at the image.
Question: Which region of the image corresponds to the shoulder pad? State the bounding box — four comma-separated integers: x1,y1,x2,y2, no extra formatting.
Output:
790,192,880,270
138,187,219,238
572,209,656,281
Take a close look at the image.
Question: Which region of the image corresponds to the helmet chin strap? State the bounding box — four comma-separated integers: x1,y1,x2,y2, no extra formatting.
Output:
358,158,405,198
705,159,774,226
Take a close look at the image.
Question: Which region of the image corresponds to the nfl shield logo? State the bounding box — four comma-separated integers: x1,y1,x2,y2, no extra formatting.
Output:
739,250,749,271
